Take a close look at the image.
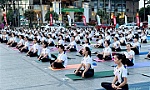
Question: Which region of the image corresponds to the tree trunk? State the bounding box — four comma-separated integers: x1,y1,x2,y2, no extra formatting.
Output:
40,0,43,24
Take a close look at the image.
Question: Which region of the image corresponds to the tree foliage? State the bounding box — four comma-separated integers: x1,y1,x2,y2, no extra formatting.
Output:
139,5,150,22
24,10,35,27
96,9,109,23
44,10,58,21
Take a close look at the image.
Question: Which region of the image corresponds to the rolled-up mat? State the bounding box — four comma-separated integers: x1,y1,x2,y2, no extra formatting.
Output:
127,62,150,68
141,73,150,78
65,70,114,80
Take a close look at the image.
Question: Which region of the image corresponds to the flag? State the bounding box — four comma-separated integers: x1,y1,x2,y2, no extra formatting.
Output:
50,14,53,26
125,15,127,25
3,13,8,25
96,15,101,25
148,15,150,28
82,15,86,25
67,15,71,26
113,15,116,26
136,13,140,27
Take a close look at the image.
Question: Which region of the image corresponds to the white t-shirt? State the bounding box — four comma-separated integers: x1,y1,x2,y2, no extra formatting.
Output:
24,41,29,49
12,37,17,42
124,50,135,63
103,46,112,55
69,40,78,50
82,43,91,50
48,38,55,44
114,65,127,83
18,39,24,45
120,37,126,42
32,43,39,52
113,41,121,48
41,48,51,58
81,55,94,69
75,36,80,41
57,52,68,67
97,39,104,44
58,39,64,45
105,35,111,41
41,37,47,42
132,42,140,49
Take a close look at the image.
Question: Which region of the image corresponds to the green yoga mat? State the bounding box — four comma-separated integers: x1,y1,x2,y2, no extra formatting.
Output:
65,70,114,80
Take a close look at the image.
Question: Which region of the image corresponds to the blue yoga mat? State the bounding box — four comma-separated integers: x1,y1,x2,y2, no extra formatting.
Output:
138,52,149,55
128,62,150,68
147,36,150,40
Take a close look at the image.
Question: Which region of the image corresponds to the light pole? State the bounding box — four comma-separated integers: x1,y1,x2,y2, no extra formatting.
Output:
59,0,61,26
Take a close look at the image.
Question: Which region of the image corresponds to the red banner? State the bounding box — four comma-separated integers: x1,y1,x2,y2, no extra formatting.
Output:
82,16,86,26
3,13,8,25
50,14,53,26
113,15,116,26
136,14,140,27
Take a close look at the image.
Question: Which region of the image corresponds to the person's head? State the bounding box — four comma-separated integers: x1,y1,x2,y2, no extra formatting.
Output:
104,40,110,47
24,36,29,41
85,38,90,44
99,35,103,39
114,37,119,41
71,36,75,42
114,54,126,65
19,35,24,39
42,41,48,48
11,33,15,37
59,35,63,40
126,43,132,50
33,38,37,44
133,37,138,42
58,45,65,53
83,47,91,57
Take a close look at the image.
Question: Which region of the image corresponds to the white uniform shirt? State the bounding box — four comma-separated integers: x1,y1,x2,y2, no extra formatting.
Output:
113,41,121,48
41,48,51,58
124,50,135,63
24,41,29,49
103,46,112,55
81,55,93,69
18,39,24,45
98,39,104,44
32,43,39,52
114,65,127,83
69,40,78,50
58,39,64,45
57,52,68,67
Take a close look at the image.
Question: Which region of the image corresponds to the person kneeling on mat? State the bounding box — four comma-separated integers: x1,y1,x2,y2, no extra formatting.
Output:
101,54,128,90
96,40,112,61
74,47,94,78
38,42,51,62
50,45,68,69
26,38,39,57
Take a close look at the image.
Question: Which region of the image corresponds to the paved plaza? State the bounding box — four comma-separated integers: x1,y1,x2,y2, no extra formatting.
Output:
0,42,150,90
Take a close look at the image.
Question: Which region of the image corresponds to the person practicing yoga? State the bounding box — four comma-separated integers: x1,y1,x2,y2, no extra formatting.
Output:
131,37,140,55
101,54,128,90
38,42,51,62
111,37,121,51
19,36,29,53
50,45,68,69
65,36,78,52
74,47,94,78
94,35,104,48
96,40,112,61
123,43,135,66
26,38,39,57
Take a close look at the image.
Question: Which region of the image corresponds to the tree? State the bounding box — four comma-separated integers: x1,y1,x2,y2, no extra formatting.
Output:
96,9,109,24
139,5,150,22
24,10,35,27
44,10,58,22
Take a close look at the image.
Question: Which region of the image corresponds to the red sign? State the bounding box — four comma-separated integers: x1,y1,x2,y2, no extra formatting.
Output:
82,16,86,26
3,13,8,25
113,15,116,26
50,14,53,26
136,14,140,27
